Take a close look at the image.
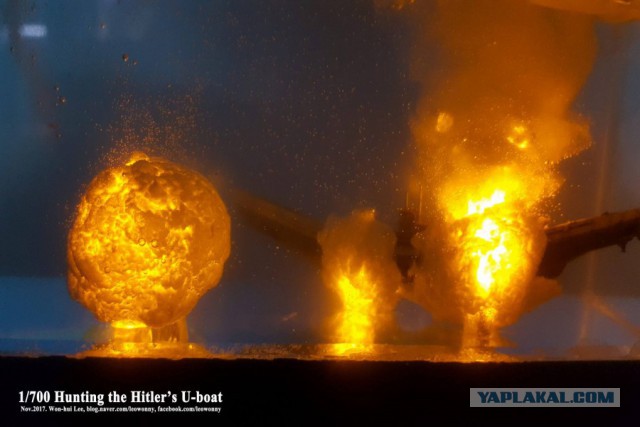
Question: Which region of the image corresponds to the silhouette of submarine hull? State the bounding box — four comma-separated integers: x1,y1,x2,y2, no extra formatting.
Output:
233,190,640,280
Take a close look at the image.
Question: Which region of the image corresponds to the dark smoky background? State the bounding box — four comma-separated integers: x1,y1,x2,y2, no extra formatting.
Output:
0,0,638,351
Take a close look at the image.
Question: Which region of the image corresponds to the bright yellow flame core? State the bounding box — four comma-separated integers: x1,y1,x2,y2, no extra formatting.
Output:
440,169,547,333
457,200,529,302
67,152,230,328
318,210,400,349
335,264,377,345
467,190,505,217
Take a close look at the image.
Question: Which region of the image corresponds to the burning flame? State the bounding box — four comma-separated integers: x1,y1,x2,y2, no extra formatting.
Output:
334,263,377,348
318,210,401,355
474,218,508,295
402,0,595,352
455,188,522,299
438,167,549,348
67,152,230,355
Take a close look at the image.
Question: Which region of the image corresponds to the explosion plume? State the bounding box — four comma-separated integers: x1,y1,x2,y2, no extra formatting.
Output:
318,210,401,354
402,0,598,347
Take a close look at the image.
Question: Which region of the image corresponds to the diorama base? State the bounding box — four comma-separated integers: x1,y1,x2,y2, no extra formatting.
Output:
2,355,640,423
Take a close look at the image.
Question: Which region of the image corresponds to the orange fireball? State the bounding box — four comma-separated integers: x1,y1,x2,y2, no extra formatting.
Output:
67,152,230,329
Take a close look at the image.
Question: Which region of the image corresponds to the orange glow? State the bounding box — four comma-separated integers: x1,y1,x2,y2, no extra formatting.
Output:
67,152,230,355
436,111,454,134
506,124,530,150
